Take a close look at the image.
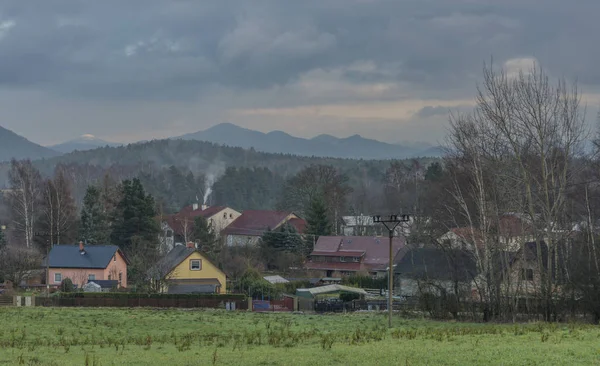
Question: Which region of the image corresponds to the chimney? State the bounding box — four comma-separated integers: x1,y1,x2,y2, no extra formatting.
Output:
79,241,85,254
192,203,199,211
201,204,208,211
186,242,195,249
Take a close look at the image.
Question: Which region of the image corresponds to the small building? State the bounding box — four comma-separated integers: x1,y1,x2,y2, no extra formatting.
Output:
394,246,477,299
295,284,367,299
149,243,227,294
263,275,289,284
221,210,306,247
305,236,406,278
45,242,129,289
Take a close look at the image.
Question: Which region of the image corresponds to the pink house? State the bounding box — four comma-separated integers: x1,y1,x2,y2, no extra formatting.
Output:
46,242,129,289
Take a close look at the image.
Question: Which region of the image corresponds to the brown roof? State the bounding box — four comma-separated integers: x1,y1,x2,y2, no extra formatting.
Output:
166,205,227,236
308,236,406,272
222,210,300,236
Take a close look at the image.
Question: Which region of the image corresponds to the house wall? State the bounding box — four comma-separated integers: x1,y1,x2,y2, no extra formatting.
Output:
168,251,227,293
49,251,128,289
208,209,241,235
103,251,128,288
504,258,542,296
49,268,105,288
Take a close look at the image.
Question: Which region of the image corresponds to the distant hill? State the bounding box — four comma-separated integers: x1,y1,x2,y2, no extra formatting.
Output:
176,123,443,159
49,134,121,153
0,125,61,162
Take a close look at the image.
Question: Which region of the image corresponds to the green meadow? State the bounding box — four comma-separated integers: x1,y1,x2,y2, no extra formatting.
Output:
0,307,598,365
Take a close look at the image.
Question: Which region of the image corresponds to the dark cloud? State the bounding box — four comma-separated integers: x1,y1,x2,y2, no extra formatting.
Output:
0,0,599,101
0,0,599,144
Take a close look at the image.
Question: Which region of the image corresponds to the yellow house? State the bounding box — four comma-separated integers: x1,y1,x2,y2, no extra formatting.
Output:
151,243,227,294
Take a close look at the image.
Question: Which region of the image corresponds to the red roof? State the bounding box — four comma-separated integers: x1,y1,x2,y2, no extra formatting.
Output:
288,218,307,233
166,205,227,236
222,210,302,236
308,236,406,272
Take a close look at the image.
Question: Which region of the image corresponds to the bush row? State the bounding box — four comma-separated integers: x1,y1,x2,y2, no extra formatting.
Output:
57,292,247,300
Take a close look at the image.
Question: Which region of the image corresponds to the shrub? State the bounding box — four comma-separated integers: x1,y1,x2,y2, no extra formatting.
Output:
340,292,360,302
60,278,74,293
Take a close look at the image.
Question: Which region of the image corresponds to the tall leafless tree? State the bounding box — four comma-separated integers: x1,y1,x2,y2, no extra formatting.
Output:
8,160,42,249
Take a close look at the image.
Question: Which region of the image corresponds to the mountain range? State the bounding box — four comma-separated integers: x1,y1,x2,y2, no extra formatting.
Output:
176,123,443,159
0,122,444,163
48,134,122,154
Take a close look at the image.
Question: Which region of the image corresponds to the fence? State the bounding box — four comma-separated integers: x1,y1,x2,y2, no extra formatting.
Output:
0,295,13,307
251,296,295,312
34,295,248,310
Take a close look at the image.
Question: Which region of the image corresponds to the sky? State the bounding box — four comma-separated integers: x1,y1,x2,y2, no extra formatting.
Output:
0,0,599,146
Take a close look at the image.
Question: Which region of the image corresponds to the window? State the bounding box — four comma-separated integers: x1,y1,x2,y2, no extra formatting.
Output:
340,257,347,262
88,274,96,281
521,268,534,281
54,273,62,283
229,213,233,219
223,212,227,219
113,254,116,262
190,259,202,270
352,257,360,263
167,230,173,238
119,272,123,284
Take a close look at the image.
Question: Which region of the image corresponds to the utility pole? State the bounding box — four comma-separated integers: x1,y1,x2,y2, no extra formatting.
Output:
372,214,410,328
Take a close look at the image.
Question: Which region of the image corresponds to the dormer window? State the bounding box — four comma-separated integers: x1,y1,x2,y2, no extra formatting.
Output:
223,212,227,219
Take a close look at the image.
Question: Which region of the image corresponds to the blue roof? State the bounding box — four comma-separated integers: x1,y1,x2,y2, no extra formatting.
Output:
47,245,120,269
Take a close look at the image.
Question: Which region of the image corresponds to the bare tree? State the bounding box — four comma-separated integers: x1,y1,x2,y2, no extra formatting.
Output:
8,160,42,248
445,61,588,320
0,244,42,287
38,167,77,249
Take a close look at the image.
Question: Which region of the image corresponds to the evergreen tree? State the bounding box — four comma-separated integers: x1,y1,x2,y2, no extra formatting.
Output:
110,178,160,251
260,224,305,271
425,162,444,182
193,216,219,260
304,195,332,238
80,186,111,244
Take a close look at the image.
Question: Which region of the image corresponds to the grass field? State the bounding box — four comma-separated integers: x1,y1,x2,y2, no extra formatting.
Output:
0,308,599,365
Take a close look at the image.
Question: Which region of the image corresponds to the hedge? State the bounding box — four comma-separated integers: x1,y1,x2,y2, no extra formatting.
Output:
58,292,247,300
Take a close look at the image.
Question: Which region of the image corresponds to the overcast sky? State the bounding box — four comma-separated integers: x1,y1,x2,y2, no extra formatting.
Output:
1,0,599,146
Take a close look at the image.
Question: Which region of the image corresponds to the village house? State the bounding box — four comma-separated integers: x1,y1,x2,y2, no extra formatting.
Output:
161,204,241,251
500,241,567,298
221,210,306,246
149,242,227,294
305,236,406,278
45,242,129,289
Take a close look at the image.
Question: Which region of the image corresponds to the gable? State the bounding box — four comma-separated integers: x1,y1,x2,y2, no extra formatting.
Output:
169,251,226,280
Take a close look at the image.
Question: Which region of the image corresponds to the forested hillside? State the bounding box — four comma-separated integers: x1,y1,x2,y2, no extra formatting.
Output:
0,138,438,213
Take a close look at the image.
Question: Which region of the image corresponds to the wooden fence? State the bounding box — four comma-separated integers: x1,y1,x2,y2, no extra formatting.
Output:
0,295,13,307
